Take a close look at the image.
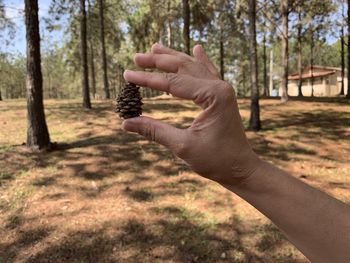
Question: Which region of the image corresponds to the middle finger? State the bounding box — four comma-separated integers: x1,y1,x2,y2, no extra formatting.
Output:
134,53,184,73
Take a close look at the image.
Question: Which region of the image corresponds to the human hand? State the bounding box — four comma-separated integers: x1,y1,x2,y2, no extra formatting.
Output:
122,43,262,185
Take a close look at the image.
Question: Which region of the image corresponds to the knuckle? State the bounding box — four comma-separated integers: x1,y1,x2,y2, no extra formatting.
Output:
165,72,177,82
216,81,235,101
165,73,179,92
143,124,156,142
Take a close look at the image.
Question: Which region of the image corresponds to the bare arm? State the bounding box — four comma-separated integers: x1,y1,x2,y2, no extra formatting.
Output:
122,43,350,262
225,161,350,263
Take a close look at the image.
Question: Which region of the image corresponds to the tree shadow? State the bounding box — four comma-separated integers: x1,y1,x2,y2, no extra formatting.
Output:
262,110,350,141
1,205,309,263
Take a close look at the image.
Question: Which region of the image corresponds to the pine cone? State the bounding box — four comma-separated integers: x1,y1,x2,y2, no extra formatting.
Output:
116,82,143,119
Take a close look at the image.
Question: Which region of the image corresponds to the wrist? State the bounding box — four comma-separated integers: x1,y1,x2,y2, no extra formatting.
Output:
219,150,268,187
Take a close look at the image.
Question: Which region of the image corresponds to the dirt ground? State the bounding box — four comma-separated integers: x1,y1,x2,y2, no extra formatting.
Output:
0,97,349,263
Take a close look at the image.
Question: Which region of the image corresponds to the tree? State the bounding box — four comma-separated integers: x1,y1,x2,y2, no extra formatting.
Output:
340,0,345,96
303,0,335,96
0,0,16,101
295,1,304,96
347,0,350,98
80,0,91,108
182,0,190,54
87,0,97,99
248,0,261,131
257,0,278,97
98,0,110,99
89,40,97,99
280,0,289,102
24,0,51,150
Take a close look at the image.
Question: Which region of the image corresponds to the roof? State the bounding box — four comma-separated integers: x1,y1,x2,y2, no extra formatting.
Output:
304,65,342,71
288,70,336,80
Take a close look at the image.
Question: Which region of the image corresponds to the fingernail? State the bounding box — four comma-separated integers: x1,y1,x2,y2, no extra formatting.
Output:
123,69,132,79
154,42,163,48
122,119,139,132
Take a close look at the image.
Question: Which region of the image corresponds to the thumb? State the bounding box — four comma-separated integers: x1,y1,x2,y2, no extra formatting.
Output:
122,116,186,152
193,44,220,78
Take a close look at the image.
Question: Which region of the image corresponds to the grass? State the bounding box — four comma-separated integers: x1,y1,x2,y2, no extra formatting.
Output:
0,97,349,262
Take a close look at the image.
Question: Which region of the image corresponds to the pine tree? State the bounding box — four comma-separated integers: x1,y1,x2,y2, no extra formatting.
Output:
182,0,190,54
98,0,110,99
79,0,91,109
248,0,261,131
280,0,289,102
347,0,350,98
24,0,51,150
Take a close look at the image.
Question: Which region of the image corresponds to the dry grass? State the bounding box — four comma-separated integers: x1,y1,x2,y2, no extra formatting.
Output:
0,97,349,263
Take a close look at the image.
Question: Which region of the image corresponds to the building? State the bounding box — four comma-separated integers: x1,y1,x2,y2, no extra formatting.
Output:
280,66,348,96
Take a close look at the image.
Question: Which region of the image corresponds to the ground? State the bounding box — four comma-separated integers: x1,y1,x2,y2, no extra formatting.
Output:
0,97,349,263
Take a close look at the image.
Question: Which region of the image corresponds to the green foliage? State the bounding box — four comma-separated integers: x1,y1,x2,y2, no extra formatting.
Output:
0,0,343,99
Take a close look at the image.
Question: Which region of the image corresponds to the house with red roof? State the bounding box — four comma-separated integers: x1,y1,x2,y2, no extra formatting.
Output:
280,66,348,96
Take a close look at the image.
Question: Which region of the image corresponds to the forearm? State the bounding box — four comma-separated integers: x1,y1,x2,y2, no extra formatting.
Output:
222,160,350,263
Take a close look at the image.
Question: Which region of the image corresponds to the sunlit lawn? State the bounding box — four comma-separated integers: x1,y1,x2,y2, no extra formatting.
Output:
0,97,349,262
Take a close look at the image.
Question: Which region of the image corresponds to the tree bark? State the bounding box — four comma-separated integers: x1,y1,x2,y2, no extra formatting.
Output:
80,0,91,109
269,49,274,95
98,0,110,99
310,31,314,97
248,0,261,131
340,0,345,96
89,41,96,99
167,1,173,48
182,0,190,55
220,26,224,80
280,0,289,102
24,0,51,150
297,6,303,97
347,0,350,98
346,0,350,99
263,31,268,96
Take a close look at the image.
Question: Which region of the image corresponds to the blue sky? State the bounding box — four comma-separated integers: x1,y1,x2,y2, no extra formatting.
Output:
2,0,64,55
1,0,342,56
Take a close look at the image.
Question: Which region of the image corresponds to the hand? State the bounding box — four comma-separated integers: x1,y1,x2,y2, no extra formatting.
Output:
122,43,262,185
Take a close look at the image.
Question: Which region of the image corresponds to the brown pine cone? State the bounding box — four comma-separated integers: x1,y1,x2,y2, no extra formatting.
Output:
116,82,143,119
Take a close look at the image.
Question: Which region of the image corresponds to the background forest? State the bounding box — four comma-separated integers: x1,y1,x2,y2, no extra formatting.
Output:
0,0,347,100
1,1,350,262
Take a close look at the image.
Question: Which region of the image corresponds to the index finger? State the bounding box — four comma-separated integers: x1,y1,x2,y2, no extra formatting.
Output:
151,43,194,61
123,70,207,103
134,53,182,73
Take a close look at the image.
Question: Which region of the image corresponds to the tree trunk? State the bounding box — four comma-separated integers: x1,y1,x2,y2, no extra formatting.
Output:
80,0,91,109
89,41,96,99
340,0,345,96
248,0,261,131
24,0,51,150
98,0,110,99
167,1,173,48
220,26,224,80
182,0,190,55
310,32,314,97
297,6,303,97
269,49,274,95
280,0,289,102
347,0,350,98
263,31,268,96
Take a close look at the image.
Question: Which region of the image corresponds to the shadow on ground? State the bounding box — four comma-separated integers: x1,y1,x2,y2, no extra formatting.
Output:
4,99,341,262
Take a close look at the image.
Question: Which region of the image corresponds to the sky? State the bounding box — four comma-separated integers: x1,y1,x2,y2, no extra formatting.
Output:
2,0,65,55
1,0,342,56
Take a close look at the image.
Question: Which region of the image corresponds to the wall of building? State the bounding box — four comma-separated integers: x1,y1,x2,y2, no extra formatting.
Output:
280,73,349,97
